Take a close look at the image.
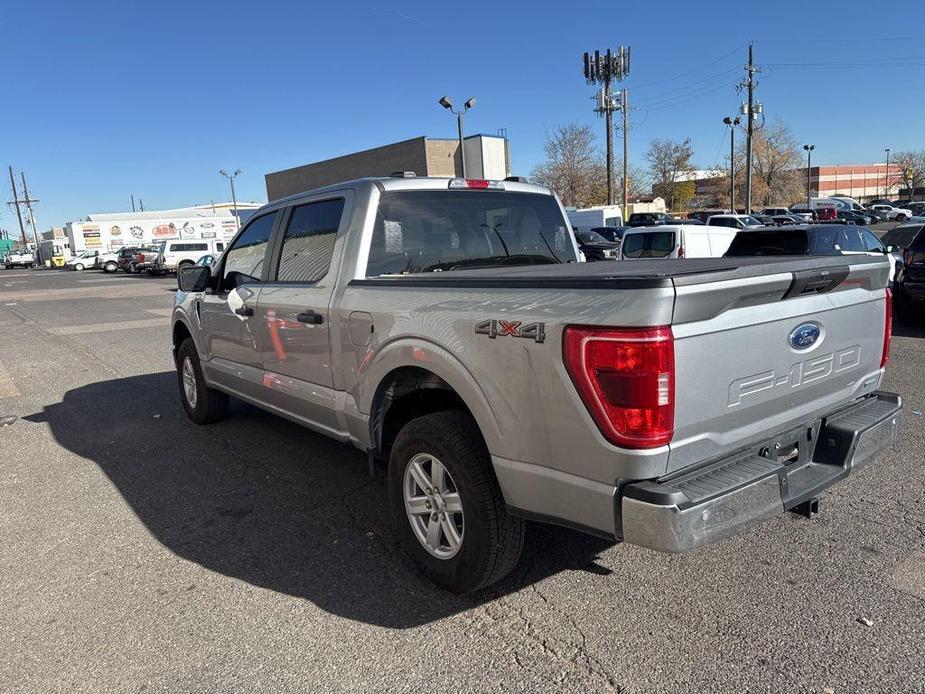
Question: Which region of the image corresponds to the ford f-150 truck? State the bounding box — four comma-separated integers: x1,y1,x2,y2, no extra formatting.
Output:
171,175,901,593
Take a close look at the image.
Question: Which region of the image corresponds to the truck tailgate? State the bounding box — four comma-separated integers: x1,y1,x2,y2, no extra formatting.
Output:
667,258,890,473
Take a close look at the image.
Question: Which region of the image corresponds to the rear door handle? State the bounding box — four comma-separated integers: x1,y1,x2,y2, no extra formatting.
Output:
297,310,324,325
234,306,254,317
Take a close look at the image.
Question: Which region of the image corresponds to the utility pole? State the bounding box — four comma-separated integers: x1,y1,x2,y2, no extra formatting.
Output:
7,166,26,245
621,89,629,220
20,172,40,249
139,198,144,212
583,47,631,206
220,169,241,230
803,144,815,207
739,43,762,213
884,148,891,198
131,194,136,212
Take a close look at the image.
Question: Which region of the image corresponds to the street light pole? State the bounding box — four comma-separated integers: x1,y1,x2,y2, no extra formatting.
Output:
884,148,891,198
723,116,741,210
439,96,476,178
219,169,241,230
803,144,815,207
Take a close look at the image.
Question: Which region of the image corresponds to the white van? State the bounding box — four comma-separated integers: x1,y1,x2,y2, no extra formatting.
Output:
620,224,737,259
155,239,226,273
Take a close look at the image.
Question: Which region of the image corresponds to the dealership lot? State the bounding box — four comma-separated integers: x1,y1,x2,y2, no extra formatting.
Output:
1,268,923,693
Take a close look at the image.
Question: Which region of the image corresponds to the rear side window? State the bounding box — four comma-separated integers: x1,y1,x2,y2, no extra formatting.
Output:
810,228,841,254
171,243,208,252
276,199,344,283
366,190,575,276
622,231,676,258
725,229,809,256
222,211,277,287
711,218,738,229
837,227,865,252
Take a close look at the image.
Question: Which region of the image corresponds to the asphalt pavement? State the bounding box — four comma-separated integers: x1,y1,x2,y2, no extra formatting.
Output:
1,260,923,694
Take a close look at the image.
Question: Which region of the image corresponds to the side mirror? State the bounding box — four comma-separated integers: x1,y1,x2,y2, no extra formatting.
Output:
885,244,895,253
178,265,211,292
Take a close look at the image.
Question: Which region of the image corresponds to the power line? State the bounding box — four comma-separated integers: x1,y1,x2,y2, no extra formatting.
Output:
635,80,734,112
630,44,745,90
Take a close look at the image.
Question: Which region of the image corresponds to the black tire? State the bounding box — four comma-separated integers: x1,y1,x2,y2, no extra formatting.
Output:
176,337,229,424
896,214,906,222
104,262,118,273
388,410,524,593
131,263,141,274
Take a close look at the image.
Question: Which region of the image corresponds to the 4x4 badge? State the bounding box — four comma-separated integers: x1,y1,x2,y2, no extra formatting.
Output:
475,319,546,344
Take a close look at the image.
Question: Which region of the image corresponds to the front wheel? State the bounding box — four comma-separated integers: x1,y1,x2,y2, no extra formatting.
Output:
176,338,229,424
74,263,84,271
896,214,906,222
104,262,118,273
388,411,524,593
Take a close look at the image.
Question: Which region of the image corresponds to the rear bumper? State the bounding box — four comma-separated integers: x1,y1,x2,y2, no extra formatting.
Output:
621,391,902,553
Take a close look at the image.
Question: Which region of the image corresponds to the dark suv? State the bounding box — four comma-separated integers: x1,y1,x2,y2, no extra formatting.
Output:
889,222,925,323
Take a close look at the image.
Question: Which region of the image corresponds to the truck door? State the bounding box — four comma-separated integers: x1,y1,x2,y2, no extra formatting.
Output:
254,194,348,433
198,210,278,400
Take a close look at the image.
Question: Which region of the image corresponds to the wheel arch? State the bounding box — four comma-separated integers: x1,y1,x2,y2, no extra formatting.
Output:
363,340,503,459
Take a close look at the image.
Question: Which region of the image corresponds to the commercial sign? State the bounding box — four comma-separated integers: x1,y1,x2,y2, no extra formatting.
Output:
82,225,102,248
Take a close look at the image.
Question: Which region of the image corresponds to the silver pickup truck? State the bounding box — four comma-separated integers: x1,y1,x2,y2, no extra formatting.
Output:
171,175,901,592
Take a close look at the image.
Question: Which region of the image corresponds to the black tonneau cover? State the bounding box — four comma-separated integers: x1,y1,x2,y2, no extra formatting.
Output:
351,255,889,290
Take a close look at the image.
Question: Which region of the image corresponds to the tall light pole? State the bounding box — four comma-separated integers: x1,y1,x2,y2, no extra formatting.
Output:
723,116,741,210
439,96,476,178
884,148,891,198
803,144,815,207
219,169,241,230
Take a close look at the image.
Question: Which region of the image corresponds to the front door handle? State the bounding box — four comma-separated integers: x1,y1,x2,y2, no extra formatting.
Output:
297,310,324,325
234,306,254,317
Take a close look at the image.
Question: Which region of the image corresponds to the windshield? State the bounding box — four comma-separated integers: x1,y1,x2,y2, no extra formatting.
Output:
577,230,608,244
621,231,676,258
366,190,576,275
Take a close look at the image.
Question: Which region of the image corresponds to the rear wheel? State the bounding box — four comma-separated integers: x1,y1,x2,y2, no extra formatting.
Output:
896,214,907,222
74,262,84,271
104,261,117,273
176,338,229,424
388,411,524,593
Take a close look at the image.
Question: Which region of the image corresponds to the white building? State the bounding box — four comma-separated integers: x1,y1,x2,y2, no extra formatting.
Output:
65,201,263,254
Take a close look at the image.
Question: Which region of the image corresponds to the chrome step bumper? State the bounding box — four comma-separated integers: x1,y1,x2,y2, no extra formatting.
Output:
621,391,902,553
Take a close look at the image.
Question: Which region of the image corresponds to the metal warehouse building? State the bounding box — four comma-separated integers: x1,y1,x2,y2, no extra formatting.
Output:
265,134,510,201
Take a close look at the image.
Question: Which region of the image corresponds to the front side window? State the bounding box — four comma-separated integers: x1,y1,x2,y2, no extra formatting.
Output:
366,191,575,276
276,199,344,283
222,211,277,288
862,229,885,252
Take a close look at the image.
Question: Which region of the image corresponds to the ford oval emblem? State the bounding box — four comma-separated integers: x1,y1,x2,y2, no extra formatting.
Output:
790,322,821,350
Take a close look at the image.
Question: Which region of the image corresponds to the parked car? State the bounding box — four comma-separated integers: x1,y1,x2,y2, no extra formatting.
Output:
787,205,815,222
626,212,676,227
117,245,158,273
95,250,121,273
574,229,619,261
687,209,731,224
753,214,776,226
4,250,35,269
155,239,226,274
761,207,791,216
724,224,899,283
868,204,913,222
904,201,925,217
706,214,765,230
770,214,805,226
589,226,628,242
65,249,100,271
891,222,925,323
620,224,737,259
835,210,871,226
171,174,900,593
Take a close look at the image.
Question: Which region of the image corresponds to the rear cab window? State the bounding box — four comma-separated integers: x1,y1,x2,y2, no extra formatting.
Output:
725,229,809,256
366,191,575,276
275,198,345,282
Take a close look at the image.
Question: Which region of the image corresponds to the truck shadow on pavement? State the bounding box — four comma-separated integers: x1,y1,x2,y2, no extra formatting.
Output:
27,372,615,628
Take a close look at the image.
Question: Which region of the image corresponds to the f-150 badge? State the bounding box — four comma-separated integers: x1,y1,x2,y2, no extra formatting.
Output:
475,319,546,344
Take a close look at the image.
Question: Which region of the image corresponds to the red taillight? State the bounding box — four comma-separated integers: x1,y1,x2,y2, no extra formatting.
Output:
563,325,675,449
448,178,505,190
881,287,892,368
904,249,914,266
677,243,685,258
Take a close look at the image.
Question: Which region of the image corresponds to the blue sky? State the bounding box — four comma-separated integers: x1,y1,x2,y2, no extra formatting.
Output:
3,0,924,231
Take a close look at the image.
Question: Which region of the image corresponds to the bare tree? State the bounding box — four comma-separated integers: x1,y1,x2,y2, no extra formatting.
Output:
747,117,803,207
890,150,925,201
531,124,606,208
645,138,695,210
